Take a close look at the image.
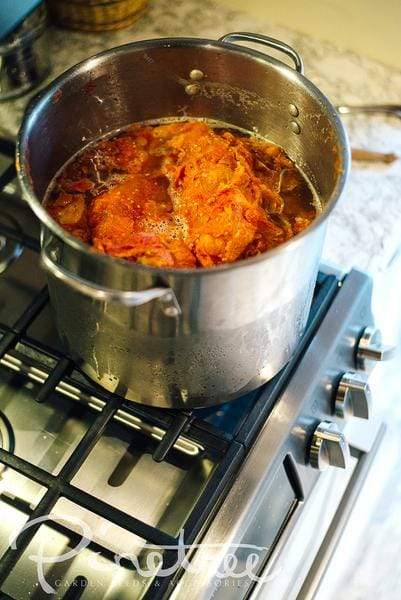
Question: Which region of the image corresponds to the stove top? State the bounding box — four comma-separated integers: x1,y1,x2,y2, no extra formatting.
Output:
0,139,390,600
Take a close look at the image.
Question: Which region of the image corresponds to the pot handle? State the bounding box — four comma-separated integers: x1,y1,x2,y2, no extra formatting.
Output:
218,32,304,74
41,248,181,315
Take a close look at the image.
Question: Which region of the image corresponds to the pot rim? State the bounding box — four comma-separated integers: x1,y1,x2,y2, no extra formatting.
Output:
16,35,350,278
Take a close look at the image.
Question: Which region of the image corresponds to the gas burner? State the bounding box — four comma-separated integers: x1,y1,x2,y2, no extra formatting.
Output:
0,213,23,275
0,412,14,475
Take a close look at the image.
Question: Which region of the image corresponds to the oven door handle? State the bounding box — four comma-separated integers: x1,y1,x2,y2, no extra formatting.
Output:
40,248,181,314
296,423,387,599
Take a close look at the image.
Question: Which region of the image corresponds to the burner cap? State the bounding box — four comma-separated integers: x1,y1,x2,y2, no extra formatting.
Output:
0,213,23,274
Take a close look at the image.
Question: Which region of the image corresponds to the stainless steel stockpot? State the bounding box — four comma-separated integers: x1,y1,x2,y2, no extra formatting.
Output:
16,32,350,408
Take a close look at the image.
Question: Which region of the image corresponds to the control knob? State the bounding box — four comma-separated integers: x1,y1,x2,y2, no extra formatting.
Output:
309,421,350,471
335,372,371,420
356,326,396,372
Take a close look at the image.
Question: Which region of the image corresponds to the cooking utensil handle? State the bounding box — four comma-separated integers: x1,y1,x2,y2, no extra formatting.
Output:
218,32,304,74
351,148,398,164
337,104,401,117
41,248,181,313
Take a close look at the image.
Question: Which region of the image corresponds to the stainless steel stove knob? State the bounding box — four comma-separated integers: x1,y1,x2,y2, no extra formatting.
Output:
356,326,396,372
309,421,350,471
335,372,371,420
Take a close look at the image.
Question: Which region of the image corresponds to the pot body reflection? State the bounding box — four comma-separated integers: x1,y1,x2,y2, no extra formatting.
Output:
17,35,349,408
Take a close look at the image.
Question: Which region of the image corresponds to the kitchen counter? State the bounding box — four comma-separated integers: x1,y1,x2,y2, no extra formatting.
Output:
1,2,401,598
216,0,401,70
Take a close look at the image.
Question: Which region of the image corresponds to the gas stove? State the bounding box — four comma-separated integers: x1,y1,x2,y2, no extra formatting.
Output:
0,137,392,600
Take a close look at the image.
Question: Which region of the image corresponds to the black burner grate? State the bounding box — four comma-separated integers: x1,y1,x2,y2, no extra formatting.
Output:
0,139,340,599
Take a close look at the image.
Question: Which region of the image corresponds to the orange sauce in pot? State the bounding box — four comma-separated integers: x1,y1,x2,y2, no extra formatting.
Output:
45,120,317,268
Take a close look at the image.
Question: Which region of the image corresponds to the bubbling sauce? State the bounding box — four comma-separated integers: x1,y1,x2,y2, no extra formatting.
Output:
45,119,318,268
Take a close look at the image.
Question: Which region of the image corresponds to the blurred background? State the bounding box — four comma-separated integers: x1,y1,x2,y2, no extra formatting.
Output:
1,0,400,108
216,0,401,69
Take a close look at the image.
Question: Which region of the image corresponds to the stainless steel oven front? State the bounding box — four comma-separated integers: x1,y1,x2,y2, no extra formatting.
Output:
170,268,391,599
